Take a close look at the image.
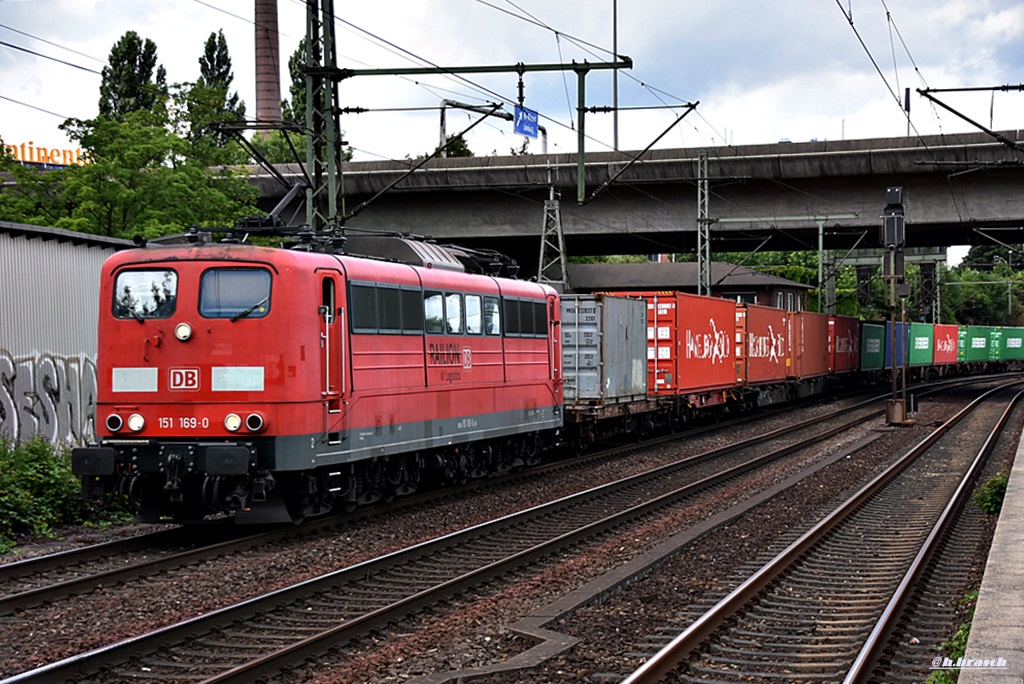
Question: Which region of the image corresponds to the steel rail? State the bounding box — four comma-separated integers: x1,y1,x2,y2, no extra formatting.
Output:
621,380,1022,684
0,386,886,619
6,395,892,683
0,373,978,616
843,387,1024,682
196,405,891,683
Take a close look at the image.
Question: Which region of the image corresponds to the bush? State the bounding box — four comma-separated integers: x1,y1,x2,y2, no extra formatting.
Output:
0,437,94,552
973,471,1009,515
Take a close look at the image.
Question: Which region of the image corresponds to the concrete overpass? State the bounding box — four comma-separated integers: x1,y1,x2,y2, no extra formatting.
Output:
251,130,1024,270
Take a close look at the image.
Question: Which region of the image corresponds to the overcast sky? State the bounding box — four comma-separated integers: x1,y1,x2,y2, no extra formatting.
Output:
1,0,1021,165
1,0,1021,265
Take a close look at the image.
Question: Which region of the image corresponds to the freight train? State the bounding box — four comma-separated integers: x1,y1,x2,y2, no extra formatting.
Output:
71,230,1020,523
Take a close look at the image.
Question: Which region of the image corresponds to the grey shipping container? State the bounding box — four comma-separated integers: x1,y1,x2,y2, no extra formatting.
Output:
561,294,648,405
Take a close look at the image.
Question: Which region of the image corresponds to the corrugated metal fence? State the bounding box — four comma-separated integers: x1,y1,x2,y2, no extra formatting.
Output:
0,223,129,445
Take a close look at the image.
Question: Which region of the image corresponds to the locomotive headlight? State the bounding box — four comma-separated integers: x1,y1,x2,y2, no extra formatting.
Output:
127,413,146,432
224,413,242,432
174,322,192,341
245,413,265,432
105,414,123,432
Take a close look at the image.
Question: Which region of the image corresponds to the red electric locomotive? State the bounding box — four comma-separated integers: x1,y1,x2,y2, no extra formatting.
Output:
72,231,562,523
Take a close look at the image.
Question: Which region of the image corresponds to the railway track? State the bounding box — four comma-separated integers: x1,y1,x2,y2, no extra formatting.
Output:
621,381,1023,684
0,388,871,618
5,390,901,683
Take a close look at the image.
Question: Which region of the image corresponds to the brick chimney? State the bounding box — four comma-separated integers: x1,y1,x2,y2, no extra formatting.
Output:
254,0,282,123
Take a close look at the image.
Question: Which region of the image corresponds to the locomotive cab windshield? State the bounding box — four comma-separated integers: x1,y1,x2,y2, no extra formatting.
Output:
113,269,177,320
200,267,272,320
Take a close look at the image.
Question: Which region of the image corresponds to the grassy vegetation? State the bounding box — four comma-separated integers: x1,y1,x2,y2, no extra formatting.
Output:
926,591,978,684
972,471,1009,515
0,437,127,553
927,472,1011,683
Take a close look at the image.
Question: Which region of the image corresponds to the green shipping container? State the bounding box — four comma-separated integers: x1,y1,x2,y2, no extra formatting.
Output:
909,322,934,367
960,326,1001,362
1002,326,1024,360
861,322,885,371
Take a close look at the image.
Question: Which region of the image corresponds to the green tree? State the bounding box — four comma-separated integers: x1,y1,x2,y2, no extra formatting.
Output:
187,30,247,154
198,30,244,116
98,31,168,120
174,31,249,164
53,110,258,238
0,107,258,238
0,144,75,226
281,38,310,125
943,265,1021,325
443,133,474,158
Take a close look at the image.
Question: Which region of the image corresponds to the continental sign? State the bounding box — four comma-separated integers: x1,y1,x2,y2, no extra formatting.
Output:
4,141,91,166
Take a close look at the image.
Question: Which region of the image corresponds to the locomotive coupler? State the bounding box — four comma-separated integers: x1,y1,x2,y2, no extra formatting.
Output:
251,472,275,503
163,452,184,504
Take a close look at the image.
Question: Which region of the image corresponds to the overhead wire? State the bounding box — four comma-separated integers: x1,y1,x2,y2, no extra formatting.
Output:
0,93,73,120
0,38,102,75
835,0,974,231
0,22,105,66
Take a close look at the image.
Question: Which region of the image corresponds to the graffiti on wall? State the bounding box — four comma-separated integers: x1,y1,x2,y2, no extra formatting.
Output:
0,350,97,445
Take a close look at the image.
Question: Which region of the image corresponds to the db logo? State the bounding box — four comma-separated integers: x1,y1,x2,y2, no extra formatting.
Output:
169,368,200,391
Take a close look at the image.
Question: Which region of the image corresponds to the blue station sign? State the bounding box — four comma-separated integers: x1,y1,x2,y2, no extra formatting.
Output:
514,106,539,138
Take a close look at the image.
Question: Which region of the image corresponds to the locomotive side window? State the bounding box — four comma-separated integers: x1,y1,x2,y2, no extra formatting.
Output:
400,289,422,333
199,268,271,319
503,299,521,336
503,298,547,337
465,295,482,335
113,269,178,320
484,296,501,335
445,293,463,334
378,285,402,333
424,291,444,334
351,282,424,334
532,300,547,334
350,284,377,332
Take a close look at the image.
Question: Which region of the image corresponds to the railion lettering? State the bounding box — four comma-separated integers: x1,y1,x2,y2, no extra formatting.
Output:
428,342,463,366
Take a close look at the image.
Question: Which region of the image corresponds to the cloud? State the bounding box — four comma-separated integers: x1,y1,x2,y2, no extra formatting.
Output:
1,0,1020,160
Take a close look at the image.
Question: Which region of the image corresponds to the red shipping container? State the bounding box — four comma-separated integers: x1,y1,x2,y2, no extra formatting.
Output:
829,315,861,373
736,304,789,384
788,311,831,379
933,323,959,364
622,292,736,396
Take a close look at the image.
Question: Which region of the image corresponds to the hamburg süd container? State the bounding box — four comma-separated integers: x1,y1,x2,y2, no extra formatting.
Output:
933,324,959,365
787,311,830,379
829,315,861,373
736,303,789,385
620,291,737,396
